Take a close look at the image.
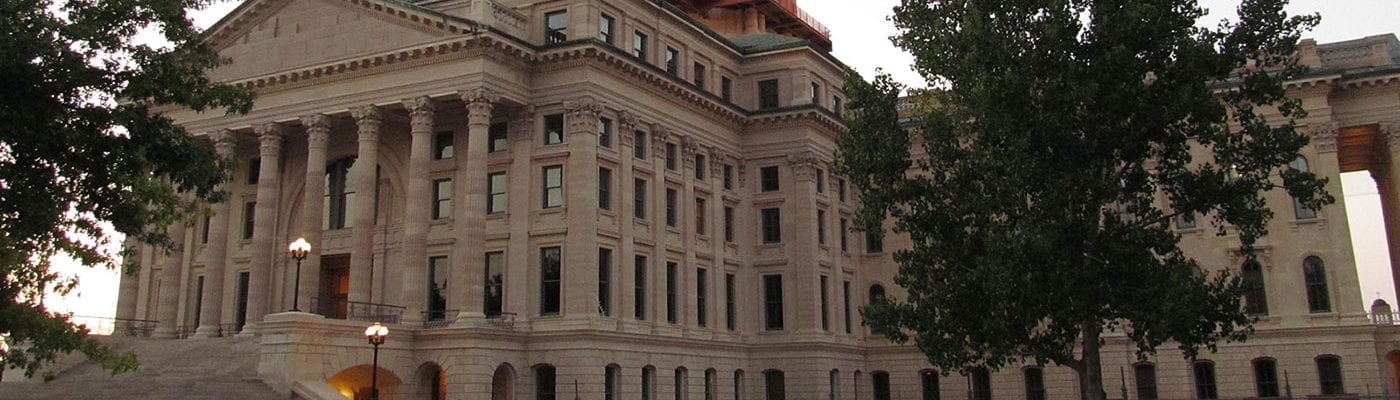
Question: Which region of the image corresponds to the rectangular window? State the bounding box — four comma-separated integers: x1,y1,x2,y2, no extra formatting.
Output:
695,197,707,235
1134,364,1158,400
247,158,260,184
432,178,452,220
723,206,735,243
1175,212,1197,230
842,281,852,334
427,256,449,320
811,82,820,106
1318,357,1345,395
633,31,648,59
665,47,678,75
694,154,706,180
693,63,707,89
834,96,843,113
544,114,564,145
760,166,779,192
839,218,849,252
200,215,211,244
1253,359,1279,398
489,122,509,152
666,262,678,324
665,188,678,227
540,247,562,315
634,178,647,219
865,224,883,253
599,248,612,316
763,275,783,330
599,14,615,44
820,276,829,331
970,368,992,400
837,179,847,202
666,143,678,170
545,11,568,44
761,208,781,244
721,77,733,102
433,132,455,160
633,131,647,159
1193,362,1217,400
242,201,256,239
722,165,734,190
725,273,736,331
697,268,708,327
1024,368,1045,400
542,166,563,209
598,118,613,148
485,252,504,316
758,79,779,109
488,172,507,214
599,167,612,211
634,255,647,320
815,169,825,193
817,210,827,245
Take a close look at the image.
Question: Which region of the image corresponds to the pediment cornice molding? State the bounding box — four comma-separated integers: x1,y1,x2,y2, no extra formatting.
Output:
206,0,480,51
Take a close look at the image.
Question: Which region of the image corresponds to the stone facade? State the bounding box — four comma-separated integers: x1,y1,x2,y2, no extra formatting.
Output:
115,0,1400,399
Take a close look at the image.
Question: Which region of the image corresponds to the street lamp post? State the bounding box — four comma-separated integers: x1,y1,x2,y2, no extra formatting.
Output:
365,322,389,400
287,238,310,312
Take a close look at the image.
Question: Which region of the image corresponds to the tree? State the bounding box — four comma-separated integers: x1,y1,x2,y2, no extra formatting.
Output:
836,1,1325,398
0,0,252,378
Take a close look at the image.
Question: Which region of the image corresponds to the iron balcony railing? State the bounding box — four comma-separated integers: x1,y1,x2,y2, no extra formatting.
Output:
421,310,458,329
312,297,406,324
487,312,517,329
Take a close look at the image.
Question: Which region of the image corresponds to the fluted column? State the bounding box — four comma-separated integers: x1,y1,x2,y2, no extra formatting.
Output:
349,106,382,304
650,125,670,325
194,131,238,337
298,115,331,313
1380,121,1400,308
115,237,142,334
244,123,284,331
153,221,189,338
400,97,437,323
498,104,535,323
454,88,497,323
564,97,602,317
787,151,822,333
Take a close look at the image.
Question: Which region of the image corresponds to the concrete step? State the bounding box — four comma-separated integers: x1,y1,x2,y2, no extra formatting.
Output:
0,335,284,400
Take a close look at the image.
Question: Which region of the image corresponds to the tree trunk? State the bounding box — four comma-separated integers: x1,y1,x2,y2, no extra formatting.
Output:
1079,323,1107,400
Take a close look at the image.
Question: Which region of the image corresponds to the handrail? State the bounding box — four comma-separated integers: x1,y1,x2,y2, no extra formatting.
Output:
312,297,407,324
422,310,458,328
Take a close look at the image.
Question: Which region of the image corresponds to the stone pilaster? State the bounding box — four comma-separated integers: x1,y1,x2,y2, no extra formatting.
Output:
153,221,190,338
786,150,822,333
194,130,238,337
1380,121,1400,309
349,106,381,305
451,88,497,324
298,115,331,314
245,123,284,332
400,97,437,324
564,96,602,317
501,104,536,322
650,124,671,326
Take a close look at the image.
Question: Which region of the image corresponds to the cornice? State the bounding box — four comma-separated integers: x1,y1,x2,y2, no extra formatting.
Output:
747,106,846,133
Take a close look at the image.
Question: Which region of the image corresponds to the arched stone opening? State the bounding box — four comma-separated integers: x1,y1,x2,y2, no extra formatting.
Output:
414,362,447,400
327,364,404,400
491,363,516,400
1387,351,1400,391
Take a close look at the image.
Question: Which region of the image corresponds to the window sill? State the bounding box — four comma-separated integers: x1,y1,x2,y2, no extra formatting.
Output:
1292,217,1325,226
486,212,508,221
429,218,452,226
536,207,565,217
600,210,618,218
665,226,682,234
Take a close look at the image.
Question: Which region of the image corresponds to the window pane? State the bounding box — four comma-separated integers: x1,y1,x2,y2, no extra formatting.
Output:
488,172,508,214
1318,356,1345,395
536,365,557,400
545,11,567,44
485,252,504,316
635,256,647,320
1305,256,1331,312
433,132,454,159
666,262,678,324
764,275,783,330
1242,259,1268,315
544,114,565,144
489,122,509,152
1193,362,1217,400
1253,359,1279,397
540,247,562,315
1134,364,1158,400
598,248,612,316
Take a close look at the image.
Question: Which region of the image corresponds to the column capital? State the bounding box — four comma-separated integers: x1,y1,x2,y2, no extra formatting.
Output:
353,106,383,141
210,129,238,157
565,96,602,120
1384,120,1400,153
708,146,728,176
255,123,285,153
680,135,699,165
403,96,437,132
787,150,821,182
1308,121,1339,153
650,124,671,154
460,87,500,107
617,109,641,132
300,114,332,147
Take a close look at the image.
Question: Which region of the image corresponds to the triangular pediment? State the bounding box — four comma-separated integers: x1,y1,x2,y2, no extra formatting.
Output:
205,0,472,82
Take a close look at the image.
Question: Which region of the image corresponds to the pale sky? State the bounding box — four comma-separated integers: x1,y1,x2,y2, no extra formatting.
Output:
47,1,1400,322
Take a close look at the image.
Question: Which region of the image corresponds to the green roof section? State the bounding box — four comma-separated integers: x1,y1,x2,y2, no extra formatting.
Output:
730,33,809,53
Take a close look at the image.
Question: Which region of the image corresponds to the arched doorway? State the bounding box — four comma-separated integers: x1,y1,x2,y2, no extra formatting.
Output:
327,364,403,400
1387,351,1400,390
415,363,446,400
491,363,515,400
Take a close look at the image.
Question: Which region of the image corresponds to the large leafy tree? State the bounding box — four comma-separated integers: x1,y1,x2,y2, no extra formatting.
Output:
837,0,1326,398
0,0,251,378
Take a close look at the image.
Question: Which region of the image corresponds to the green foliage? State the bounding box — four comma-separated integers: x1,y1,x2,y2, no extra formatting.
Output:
0,0,252,378
837,0,1325,396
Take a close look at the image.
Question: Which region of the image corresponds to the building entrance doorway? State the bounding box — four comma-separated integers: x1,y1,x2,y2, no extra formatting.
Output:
319,254,350,318
491,364,514,400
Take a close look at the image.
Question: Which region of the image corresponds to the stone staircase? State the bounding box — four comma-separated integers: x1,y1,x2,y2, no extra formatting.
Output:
0,335,284,400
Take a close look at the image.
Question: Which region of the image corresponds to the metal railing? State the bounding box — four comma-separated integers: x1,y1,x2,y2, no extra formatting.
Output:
312,297,406,324
72,316,158,337
487,312,517,329
421,310,458,329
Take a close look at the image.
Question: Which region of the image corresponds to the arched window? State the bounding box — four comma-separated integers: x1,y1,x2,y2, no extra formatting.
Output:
1242,259,1268,315
1023,367,1045,400
534,364,556,400
763,370,785,400
1289,157,1318,220
869,285,886,304
828,369,839,400
1304,256,1332,312
969,367,991,400
1317,355,1345,395
324,157,356,230
675,367,688,400
733,370,744,400
919,369,940,400
1252,358,1279,397
1192,360,1217,400
1133,363,1157,400
643,366,657,400
604,364,621,400
871,371,891,400
704,369,717,400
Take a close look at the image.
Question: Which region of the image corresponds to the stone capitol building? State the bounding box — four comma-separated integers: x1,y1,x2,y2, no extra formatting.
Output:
101,0,1400,399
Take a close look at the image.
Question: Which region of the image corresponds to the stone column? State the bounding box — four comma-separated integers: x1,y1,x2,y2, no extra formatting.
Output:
454,88,497,323
115,237,142,334
400,97,437,324
617,111,641,324
650,125,671,326
244,123,284,331
153,221,189,338
194,131,238,337
680,135,698,328
298,115,331,313
787,151,822,333
564,97,602,317
708,147,728,330
349,106,382,305
1381,121,1400,308
502,105,536,322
